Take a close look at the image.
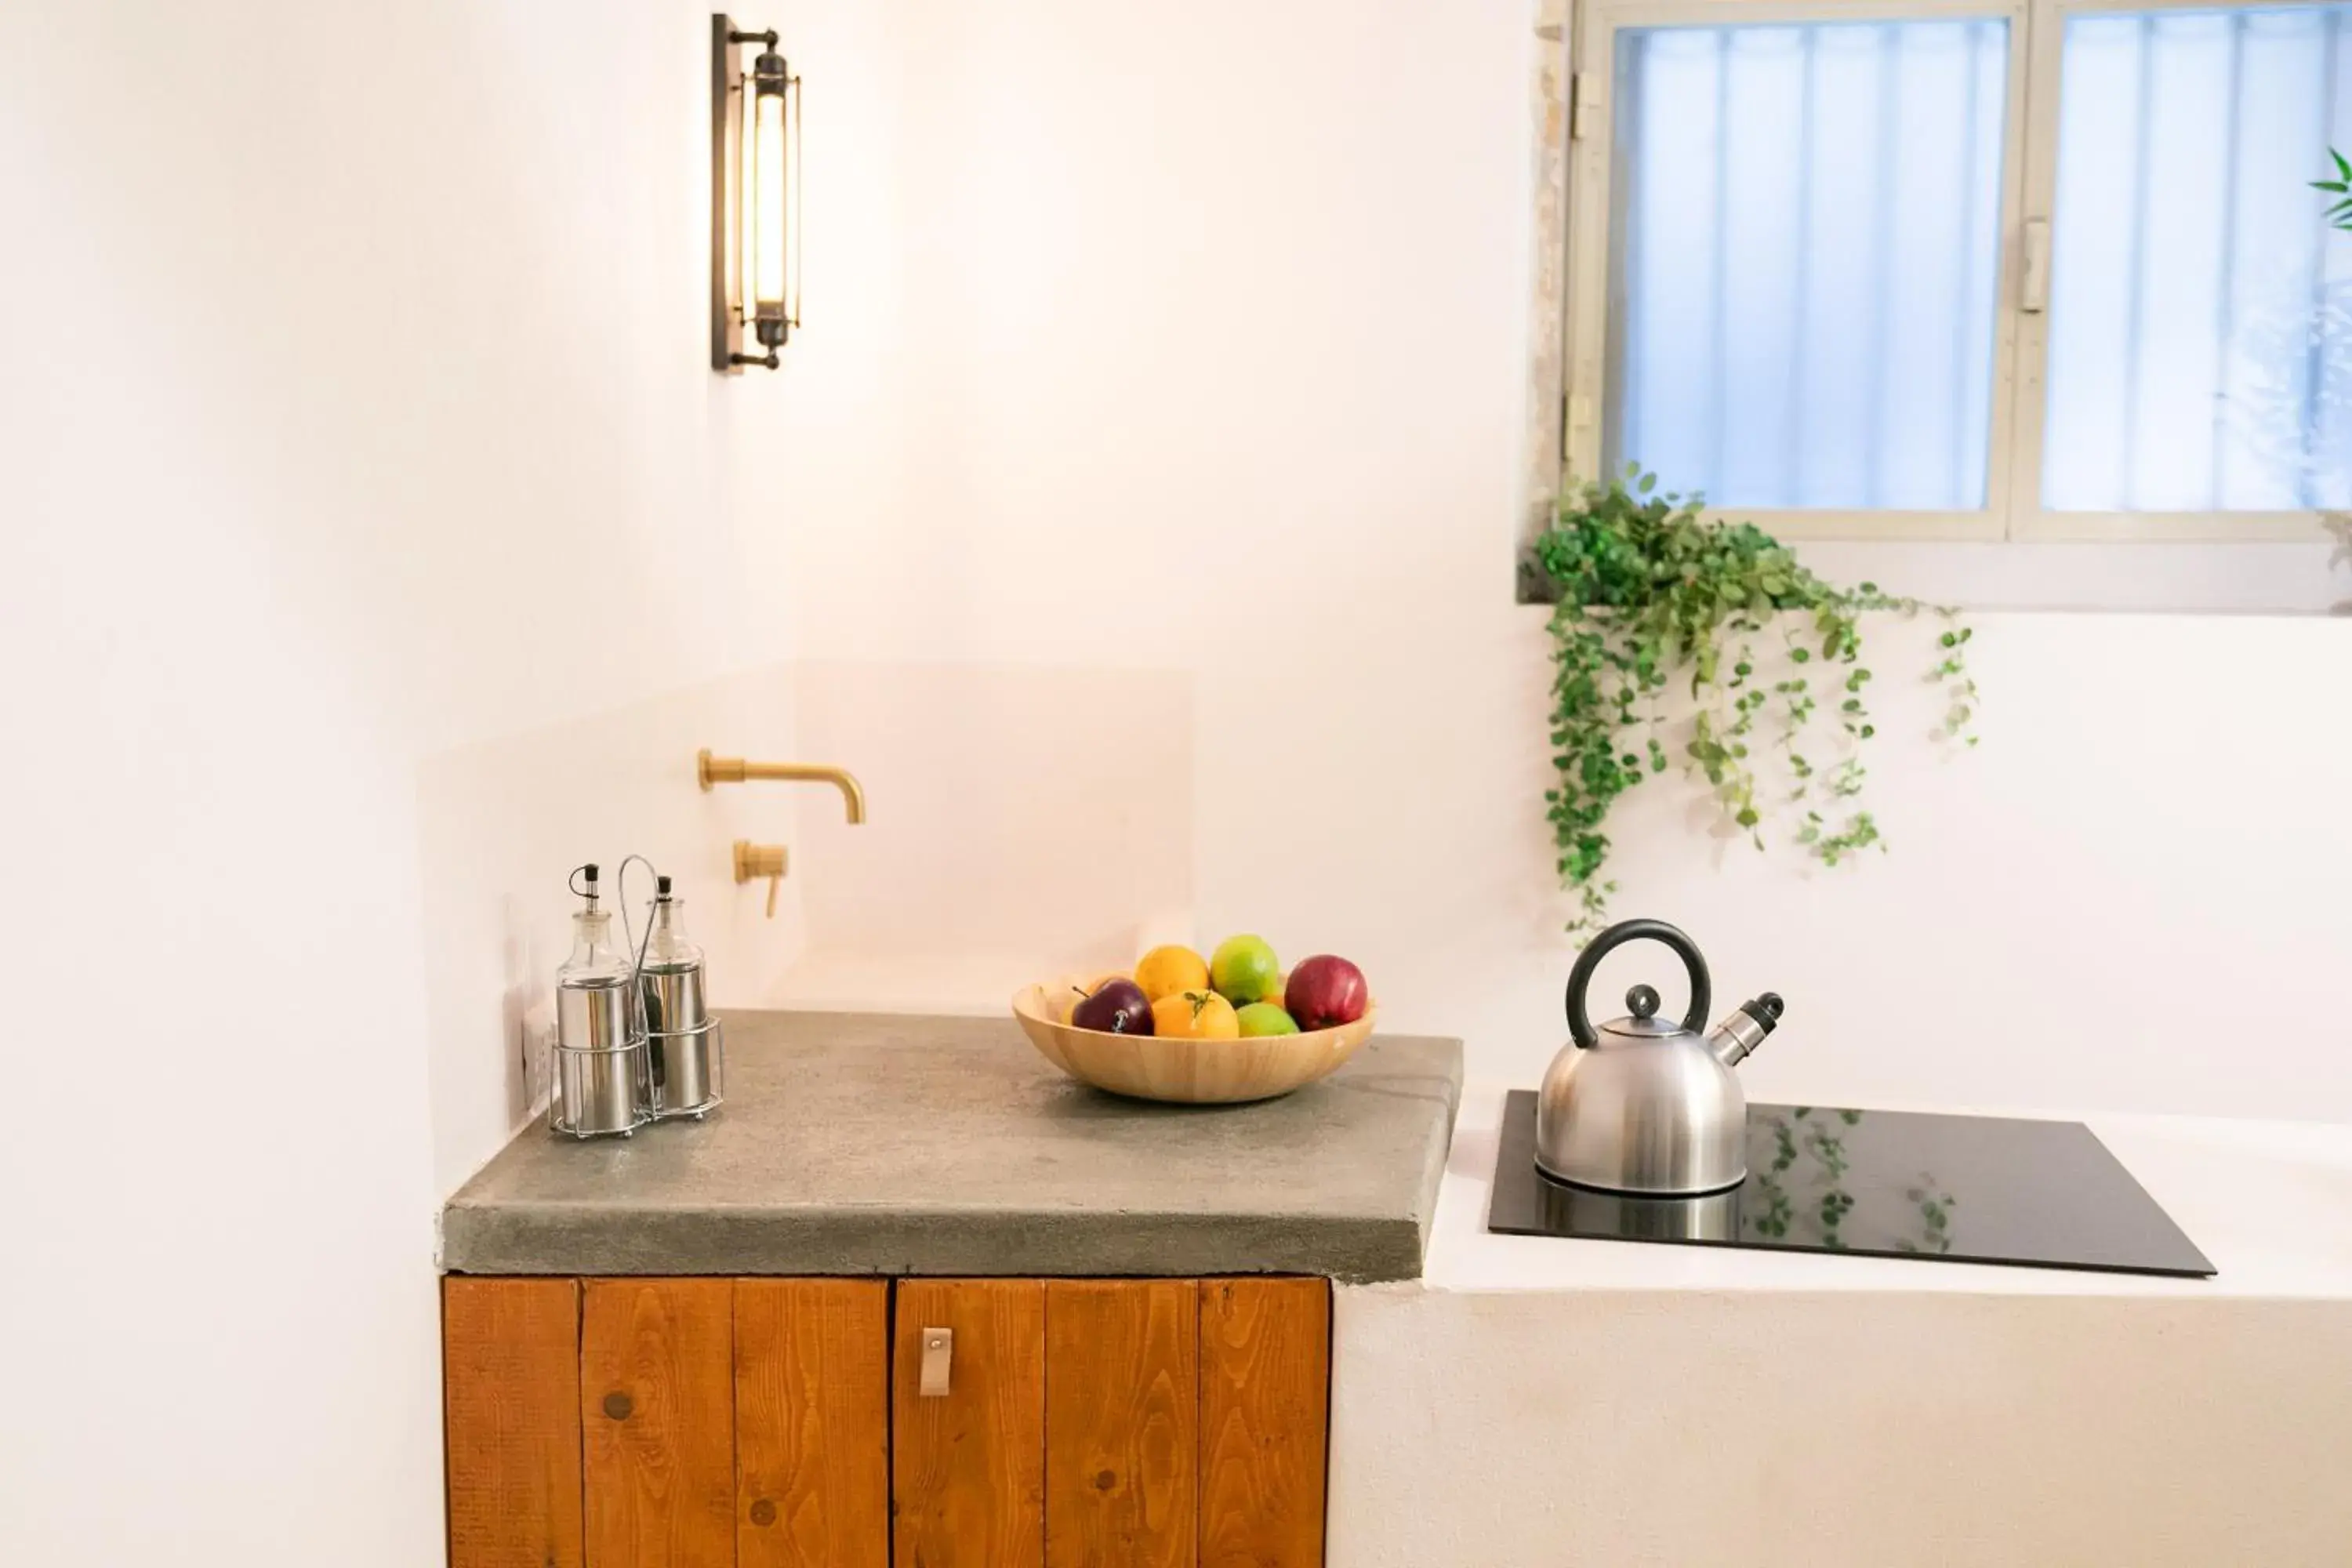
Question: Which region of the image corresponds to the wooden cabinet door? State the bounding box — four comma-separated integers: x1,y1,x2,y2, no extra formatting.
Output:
581,1278,737,1567
1045,1280,1199,1568
1198,1278,1329,1568
446,1272,1330,1568
444,1277,585,1568
737,1279,890,1568
892,1279,1047,1568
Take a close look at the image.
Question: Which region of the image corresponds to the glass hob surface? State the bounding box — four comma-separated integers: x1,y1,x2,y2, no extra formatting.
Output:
1486,1091,2214,1277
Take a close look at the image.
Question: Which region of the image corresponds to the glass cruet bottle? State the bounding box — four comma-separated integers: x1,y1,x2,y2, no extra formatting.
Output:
639,875,708,1036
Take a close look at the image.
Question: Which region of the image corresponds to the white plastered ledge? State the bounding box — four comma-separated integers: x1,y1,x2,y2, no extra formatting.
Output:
1325,1083,2352,1567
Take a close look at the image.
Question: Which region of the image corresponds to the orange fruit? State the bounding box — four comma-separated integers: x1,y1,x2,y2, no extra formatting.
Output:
1134,945,1210,1002
1152,989,1240,1040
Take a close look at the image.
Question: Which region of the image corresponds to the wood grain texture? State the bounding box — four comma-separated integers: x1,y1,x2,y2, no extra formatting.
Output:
1045,1281,1198,1568
444,1276,585,1568
737,1279,890,1568
894,1279,1047,1568
1197,1279,1330,1568
582,1278,737,1567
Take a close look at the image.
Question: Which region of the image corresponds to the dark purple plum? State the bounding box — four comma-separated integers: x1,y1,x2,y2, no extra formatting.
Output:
1071,978,1154,1036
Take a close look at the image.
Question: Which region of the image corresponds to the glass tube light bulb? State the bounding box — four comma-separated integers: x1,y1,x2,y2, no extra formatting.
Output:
753,61,787,313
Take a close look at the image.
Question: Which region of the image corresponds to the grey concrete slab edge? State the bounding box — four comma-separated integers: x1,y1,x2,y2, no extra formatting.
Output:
441,1010,1464,1284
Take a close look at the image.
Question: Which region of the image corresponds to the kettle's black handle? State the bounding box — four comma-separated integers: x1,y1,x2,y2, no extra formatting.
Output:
1566,918,1711,1049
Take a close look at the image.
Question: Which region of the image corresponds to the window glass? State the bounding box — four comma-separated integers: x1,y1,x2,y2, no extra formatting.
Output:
2045,5,2352,510
1606,20,2010,509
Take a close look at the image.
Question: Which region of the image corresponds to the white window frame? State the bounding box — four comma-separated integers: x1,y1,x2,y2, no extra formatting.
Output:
1562,0,2343,544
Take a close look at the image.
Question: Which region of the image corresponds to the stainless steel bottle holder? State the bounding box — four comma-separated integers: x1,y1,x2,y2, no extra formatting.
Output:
647,1016,725,1120
540,855,723,1138
545,1025,654,1139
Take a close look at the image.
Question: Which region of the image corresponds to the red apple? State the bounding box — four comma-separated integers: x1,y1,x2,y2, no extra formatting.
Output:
1071,978,1154,1035
1285,955,1368,1030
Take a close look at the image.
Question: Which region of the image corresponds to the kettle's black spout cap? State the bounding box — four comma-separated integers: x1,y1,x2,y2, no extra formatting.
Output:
1742,993,1785,1029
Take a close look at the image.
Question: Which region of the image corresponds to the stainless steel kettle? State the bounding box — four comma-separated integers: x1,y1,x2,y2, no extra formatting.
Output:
1534,917,1784,1196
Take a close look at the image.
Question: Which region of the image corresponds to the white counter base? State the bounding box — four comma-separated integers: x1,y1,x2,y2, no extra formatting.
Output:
1327,1085,2352,1567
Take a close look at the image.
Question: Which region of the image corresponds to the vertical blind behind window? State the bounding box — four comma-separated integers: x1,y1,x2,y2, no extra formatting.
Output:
2046,4,2352,512
1606,20,2010,511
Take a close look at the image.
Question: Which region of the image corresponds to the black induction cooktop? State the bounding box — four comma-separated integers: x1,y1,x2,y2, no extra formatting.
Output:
1486,1091,2214,1277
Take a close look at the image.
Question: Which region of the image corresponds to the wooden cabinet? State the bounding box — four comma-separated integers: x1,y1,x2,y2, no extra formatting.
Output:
581,1279,738,1566
1044,1280,1196,1568
736,1279,891,1568
1198,1279,1330,1568
441,1276,1328,1568
892,1279,1047,1566
444,1277,586,1568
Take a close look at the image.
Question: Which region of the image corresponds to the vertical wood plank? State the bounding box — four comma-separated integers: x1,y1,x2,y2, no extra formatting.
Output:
737,1279,890,1568
582,1278,737,1567
1045,1280,1198,1568
1197,1278,1330,1568
444,1276,585,1568
893,1279,1047,1568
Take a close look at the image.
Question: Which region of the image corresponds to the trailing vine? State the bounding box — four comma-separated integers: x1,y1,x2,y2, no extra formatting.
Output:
1533,466,1978,931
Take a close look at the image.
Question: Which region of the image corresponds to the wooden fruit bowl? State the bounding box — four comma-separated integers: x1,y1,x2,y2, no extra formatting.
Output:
1011,980,1377,1105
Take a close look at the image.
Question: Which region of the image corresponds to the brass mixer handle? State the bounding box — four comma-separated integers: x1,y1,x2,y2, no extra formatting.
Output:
1565,917,1711,1049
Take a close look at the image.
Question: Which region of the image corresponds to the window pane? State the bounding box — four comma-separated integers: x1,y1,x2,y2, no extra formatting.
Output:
1606,20,2009,510
2046,6,2352,512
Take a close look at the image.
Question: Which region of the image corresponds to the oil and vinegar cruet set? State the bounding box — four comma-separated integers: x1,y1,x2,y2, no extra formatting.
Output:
547,858,725,1139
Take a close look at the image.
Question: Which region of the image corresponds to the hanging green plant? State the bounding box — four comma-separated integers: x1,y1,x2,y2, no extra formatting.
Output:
1531,466,1978,931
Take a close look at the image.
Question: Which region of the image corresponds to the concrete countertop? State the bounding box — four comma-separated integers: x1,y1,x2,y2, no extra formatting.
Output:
441,1009,1464,1283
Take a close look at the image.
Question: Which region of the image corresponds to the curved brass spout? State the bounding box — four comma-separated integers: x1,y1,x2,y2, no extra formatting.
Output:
697,750,867,823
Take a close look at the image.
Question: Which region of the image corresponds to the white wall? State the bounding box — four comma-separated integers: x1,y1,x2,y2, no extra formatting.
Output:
7,0,2352,1562
0,4,777,1561
753,0,2352,1123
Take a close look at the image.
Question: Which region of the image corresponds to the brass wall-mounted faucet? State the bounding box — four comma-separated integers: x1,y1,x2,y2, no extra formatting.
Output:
699,750,866,918
697,750,867,823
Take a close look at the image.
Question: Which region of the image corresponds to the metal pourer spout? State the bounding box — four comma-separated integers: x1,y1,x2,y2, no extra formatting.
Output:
1708,992,1785,1068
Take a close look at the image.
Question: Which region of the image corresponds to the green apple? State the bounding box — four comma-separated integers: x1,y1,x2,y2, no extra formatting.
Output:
1210,934,1282,1005
1235,1002,1301,1037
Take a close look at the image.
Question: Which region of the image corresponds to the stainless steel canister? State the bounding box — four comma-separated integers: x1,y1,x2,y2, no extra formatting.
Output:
555,974,643,1135
641,960,717,1116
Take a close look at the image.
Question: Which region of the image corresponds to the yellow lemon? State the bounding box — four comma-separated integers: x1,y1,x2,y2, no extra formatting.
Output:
1134,945,1210,1002
1152,989,1240,1040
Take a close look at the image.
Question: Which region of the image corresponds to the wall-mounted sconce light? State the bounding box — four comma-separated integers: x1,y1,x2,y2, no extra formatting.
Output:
711,14,800,372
